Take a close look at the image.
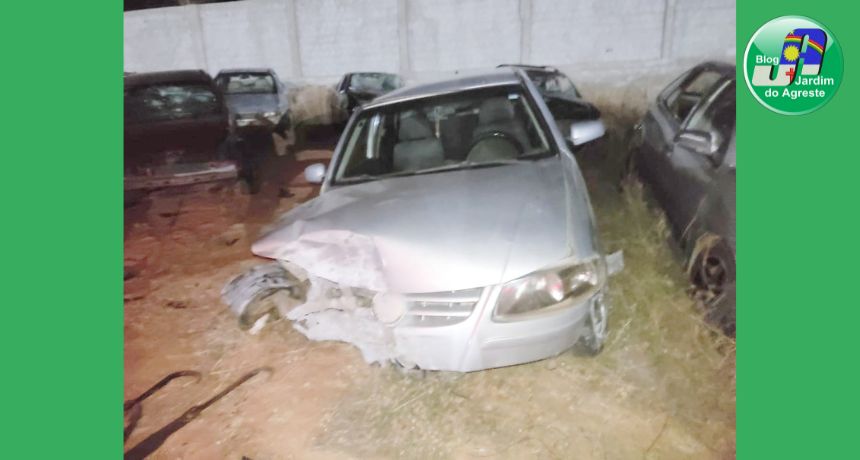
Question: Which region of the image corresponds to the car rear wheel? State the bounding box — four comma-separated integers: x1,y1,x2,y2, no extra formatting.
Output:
689,238,736,336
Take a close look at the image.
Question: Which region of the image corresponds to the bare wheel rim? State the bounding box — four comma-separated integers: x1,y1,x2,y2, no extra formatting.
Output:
590,298,608,344
701,254,729,295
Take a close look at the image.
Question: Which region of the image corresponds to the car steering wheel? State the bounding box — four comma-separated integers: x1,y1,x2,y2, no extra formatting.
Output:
466,131,523,162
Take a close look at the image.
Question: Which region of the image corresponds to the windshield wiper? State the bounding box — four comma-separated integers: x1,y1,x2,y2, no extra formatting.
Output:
411,160,521,176
518,150,553,159
339,169,417,184
339,158,541,184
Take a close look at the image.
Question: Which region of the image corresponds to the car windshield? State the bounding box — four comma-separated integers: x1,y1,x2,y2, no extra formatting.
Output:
527,71,581,98
334,86,553,184
349,73,402,92
221,73,276,94
125,83,221,123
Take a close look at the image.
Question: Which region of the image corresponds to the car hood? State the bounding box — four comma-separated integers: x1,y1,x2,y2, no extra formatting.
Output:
252,156,598,293
224,93,281,115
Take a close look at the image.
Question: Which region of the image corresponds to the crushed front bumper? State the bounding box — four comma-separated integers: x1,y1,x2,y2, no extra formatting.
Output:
222,262,602,372
124,161,238,191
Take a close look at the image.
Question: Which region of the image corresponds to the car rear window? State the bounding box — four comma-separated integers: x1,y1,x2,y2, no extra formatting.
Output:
125,83,221,123
349,73,402,93
219,73,276,94
526,70,581,98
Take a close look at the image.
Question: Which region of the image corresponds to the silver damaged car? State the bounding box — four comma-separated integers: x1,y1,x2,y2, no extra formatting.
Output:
223,69,619,372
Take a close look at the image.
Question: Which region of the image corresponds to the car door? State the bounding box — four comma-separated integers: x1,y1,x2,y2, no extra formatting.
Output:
664,80,736,239
639,67,724,223
270,70,290,113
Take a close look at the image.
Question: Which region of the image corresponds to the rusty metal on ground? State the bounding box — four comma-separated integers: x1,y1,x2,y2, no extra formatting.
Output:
124,367,273,460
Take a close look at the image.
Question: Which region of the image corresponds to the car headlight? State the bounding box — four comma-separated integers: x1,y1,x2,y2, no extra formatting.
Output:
263,111,278,119
494,258,606,320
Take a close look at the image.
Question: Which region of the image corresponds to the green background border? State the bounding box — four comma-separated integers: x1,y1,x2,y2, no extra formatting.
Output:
1,1,122,457
738,1,856,458
0,0,856,457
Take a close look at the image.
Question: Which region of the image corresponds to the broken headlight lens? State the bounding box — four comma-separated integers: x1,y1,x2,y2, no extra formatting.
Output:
494,258,605,319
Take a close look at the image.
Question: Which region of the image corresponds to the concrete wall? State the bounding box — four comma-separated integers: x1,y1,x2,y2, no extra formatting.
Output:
296,0,401,76
530,0,666,64
125,6,208,72
407,0,522,73
670,0,736,59
198,0,296,76
125,0,735,95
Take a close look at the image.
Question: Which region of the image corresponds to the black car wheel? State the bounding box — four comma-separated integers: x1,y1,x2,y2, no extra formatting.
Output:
230,136,265,195
241,157,263,195
690,238,736,336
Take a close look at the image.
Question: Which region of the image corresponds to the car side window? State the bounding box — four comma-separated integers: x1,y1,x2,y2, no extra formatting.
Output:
337,75,349,92
663,70,722,123
684,80,736,160
336,118,370,176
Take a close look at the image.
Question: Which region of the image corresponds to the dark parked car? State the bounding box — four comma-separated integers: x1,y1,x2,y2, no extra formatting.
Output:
498,64,605,148
124,70,238,192
214,68,290,130
335,72,404,114
628,62,736,335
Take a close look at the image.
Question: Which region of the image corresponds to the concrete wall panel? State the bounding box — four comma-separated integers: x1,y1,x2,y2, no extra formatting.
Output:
671,0,736,59
198,0,296,78
295,0,400,78
407,0,521,73
124,6,206,72
530,0,666,64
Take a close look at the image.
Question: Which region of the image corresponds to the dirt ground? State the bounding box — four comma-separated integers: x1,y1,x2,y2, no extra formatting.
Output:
124,119,735,459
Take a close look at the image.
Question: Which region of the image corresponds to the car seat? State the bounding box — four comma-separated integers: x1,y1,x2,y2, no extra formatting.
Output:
393,114,445,172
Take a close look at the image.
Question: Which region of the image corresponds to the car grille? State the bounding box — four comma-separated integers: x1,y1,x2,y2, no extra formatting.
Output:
399,287,484,327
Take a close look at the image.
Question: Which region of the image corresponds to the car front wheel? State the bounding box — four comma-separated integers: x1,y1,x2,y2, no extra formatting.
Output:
574,296,608,356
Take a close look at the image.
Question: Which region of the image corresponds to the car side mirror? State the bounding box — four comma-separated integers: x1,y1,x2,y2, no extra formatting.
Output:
676,130,718,157
304,163,326,184
569,120,606,147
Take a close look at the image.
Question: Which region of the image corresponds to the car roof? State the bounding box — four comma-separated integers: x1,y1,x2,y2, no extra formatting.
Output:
692,61,736,79
345,71,400,76
124,70,213,88
216,68,275,75
497,64,559,73
366,69,523,109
